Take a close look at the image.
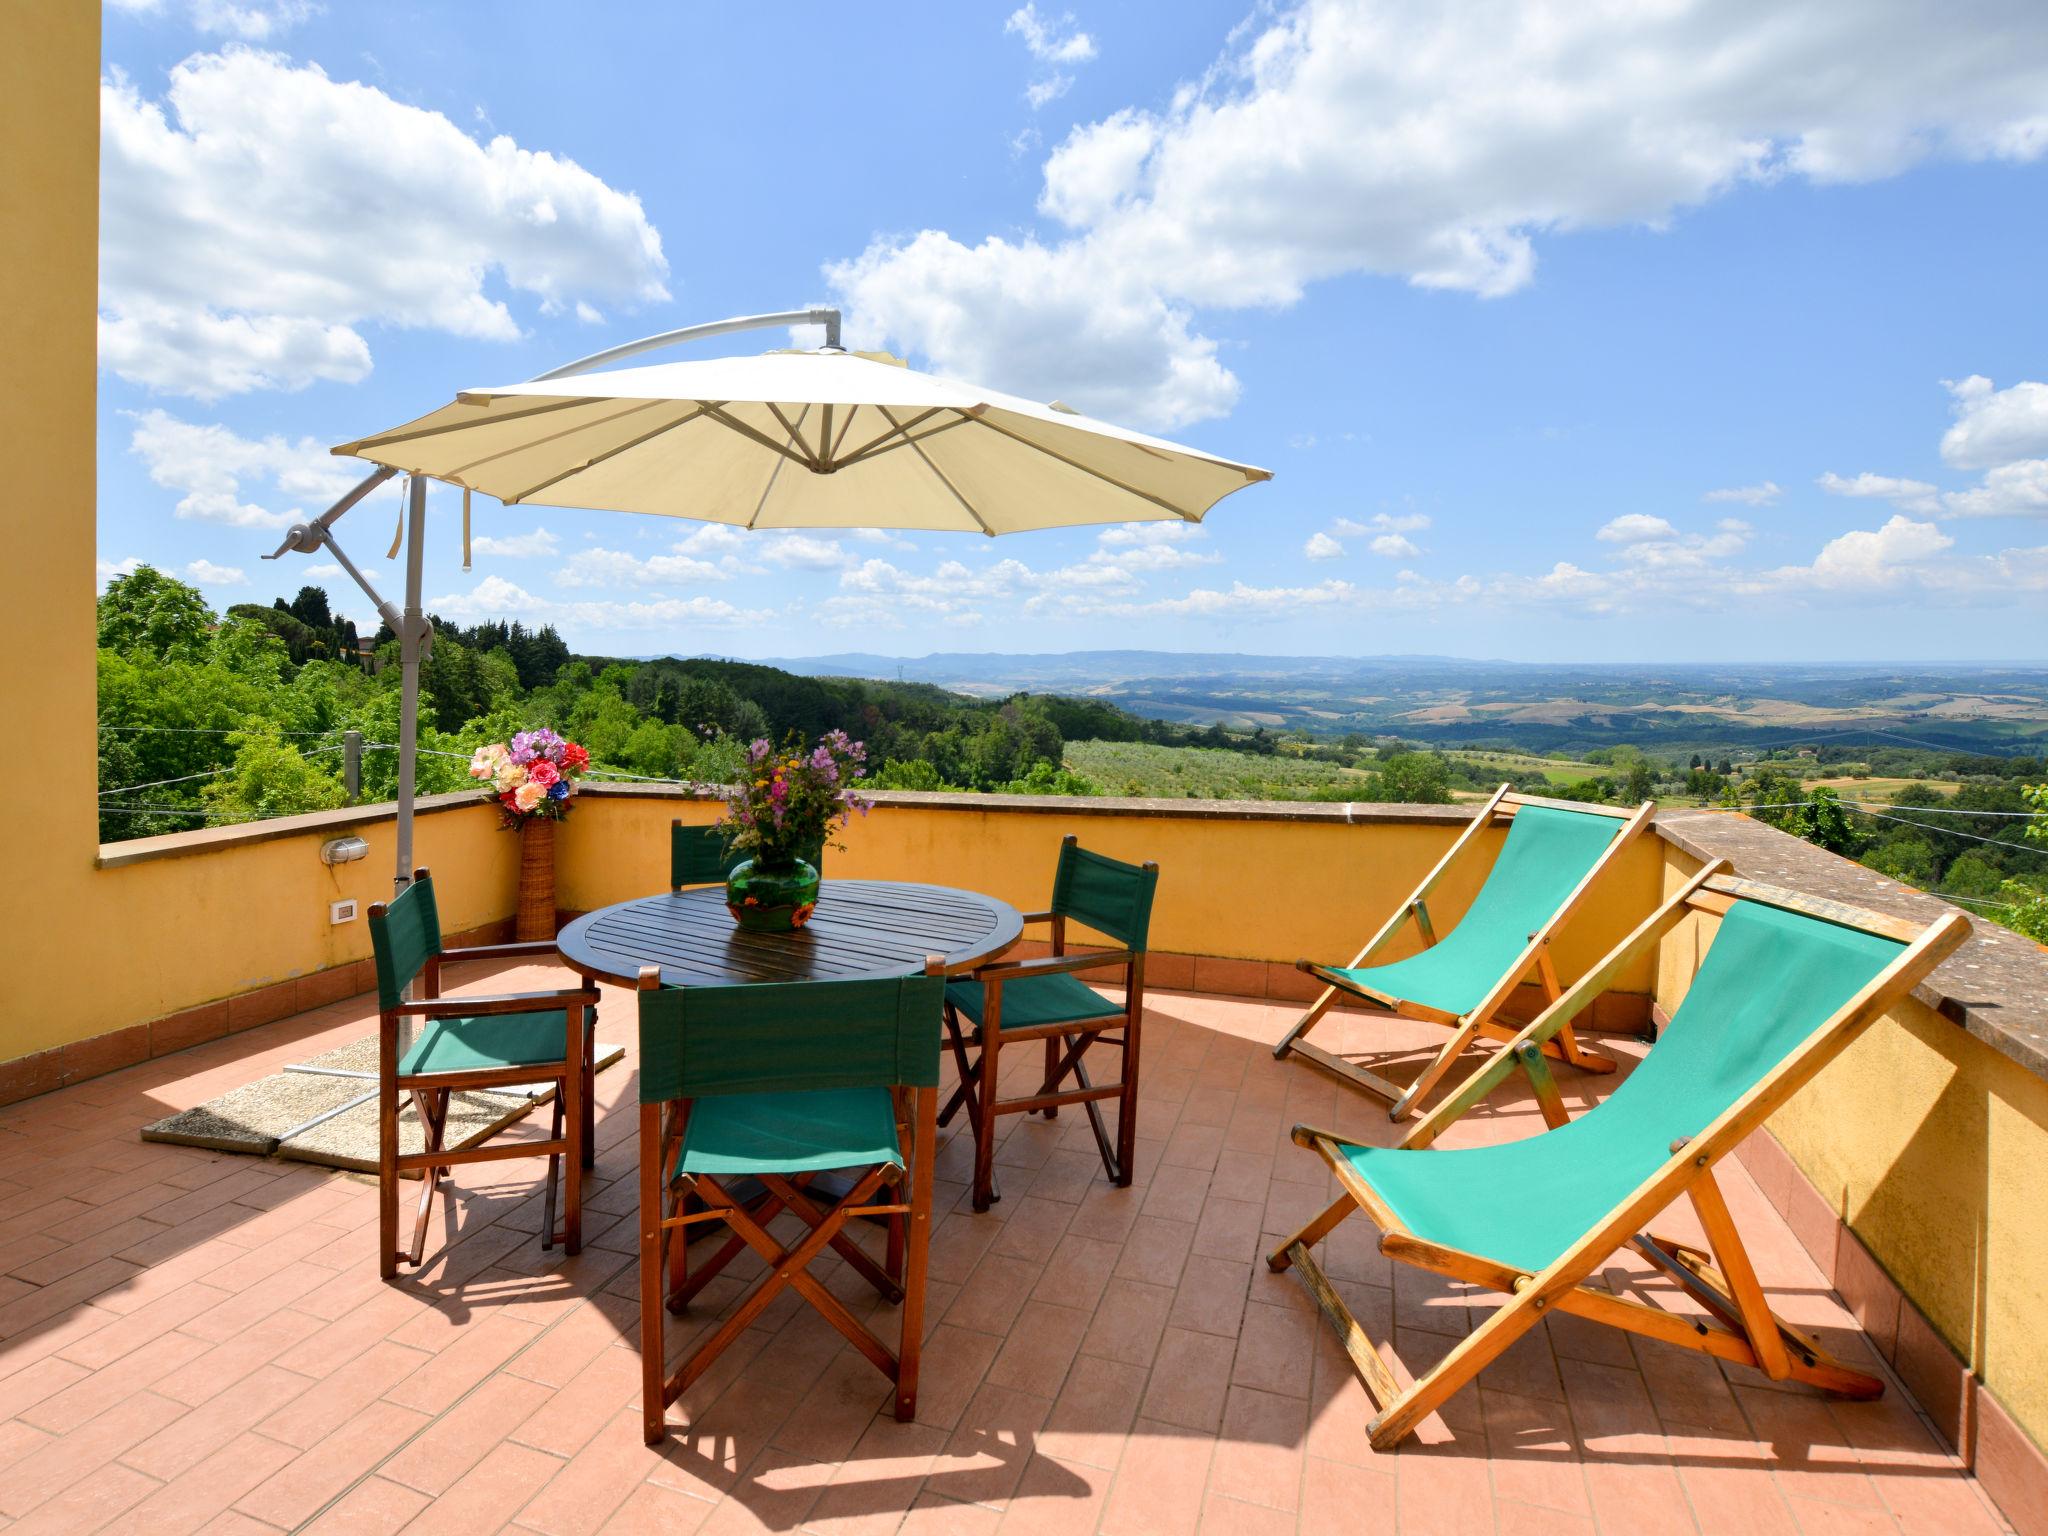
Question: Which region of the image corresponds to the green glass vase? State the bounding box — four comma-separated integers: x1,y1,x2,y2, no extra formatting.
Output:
725,855,820,933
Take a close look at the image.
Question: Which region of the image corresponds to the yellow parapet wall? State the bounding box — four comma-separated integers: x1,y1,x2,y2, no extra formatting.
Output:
555,787,1667,995
1654,839,2048,1472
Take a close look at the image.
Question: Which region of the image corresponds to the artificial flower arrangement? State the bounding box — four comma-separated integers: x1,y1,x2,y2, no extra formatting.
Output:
469,729,591,827
717,730,870,931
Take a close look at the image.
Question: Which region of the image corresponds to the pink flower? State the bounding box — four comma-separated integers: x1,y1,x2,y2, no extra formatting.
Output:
527,760,560,789
514,781,547,812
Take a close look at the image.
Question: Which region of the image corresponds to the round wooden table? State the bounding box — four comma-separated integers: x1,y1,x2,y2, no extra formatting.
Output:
555,879,1024,989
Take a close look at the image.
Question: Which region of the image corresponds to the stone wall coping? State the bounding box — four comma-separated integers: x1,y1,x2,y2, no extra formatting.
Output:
1656,810,2048,1082
94,789,487,869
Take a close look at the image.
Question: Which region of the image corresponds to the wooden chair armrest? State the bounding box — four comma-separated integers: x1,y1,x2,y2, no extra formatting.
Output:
972,950,1134,986
440,940,564,964
1018,910,1057,926
392,986,600,1019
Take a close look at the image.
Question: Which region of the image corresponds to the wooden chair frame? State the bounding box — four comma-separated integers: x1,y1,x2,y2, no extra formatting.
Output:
374,866,598,1280
1268,862,1970,1449
634,961,941,1445
941,835,1156,1212
1274,786,1656,1120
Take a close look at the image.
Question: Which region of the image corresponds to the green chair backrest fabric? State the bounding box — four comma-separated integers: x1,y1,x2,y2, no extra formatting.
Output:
1450,804,1621,957
369,874,441,1011
1341,804,1624,1015
1350,897,1907,1273
671,824,824,888
1050,842,1157,950
638,973,944,1102
672,824,746,888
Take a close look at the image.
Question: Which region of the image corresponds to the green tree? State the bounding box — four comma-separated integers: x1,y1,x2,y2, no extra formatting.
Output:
97,565,214,660
1368,752,1451,804
1793,787,1858,856
202,729,347,821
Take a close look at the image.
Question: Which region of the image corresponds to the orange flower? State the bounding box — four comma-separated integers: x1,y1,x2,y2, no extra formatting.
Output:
791,902,815,928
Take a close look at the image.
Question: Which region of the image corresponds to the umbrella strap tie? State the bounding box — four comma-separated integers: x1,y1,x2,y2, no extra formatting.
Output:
385,475,406,560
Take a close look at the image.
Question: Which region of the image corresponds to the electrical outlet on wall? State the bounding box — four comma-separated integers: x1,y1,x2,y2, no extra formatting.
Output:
330,899,358,925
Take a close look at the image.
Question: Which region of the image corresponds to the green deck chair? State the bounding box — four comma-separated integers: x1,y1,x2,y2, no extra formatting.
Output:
941,834,1158,1212
1269,861,1970,1449
1276,785,1655,1120
671,820,823,890
369,867,598,1280
634,961,944,1445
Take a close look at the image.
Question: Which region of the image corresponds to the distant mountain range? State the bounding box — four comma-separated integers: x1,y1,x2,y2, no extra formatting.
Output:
704,650,2048,755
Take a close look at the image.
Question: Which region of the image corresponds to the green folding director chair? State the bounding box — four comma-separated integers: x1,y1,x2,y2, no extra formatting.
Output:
941,835,1158,1212
1276,785,1655,1120
634,961,944,1445
369,868,598,1280
1268,860,1970,1450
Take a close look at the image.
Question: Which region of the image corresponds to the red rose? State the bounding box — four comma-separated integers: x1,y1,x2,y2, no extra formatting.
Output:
561,743,590,772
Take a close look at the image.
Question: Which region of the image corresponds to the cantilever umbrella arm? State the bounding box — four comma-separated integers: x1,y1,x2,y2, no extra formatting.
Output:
259,308,846,893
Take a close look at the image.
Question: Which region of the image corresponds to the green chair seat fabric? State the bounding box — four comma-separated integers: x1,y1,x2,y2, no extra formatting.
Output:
945,973,1124,1032
1343,899,1904,1275
1326,805,1622,1017
676,1086,902,1176
399,1011,569,1076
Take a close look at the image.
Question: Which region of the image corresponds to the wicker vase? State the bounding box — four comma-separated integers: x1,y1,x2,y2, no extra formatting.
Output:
515,816,557,941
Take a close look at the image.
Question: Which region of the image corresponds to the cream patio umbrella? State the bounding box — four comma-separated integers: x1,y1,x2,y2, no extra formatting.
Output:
266,308,1271,887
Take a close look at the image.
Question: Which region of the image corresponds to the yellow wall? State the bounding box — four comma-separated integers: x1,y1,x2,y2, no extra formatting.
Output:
556,791,1664,990
4,8,108,1059
1655,842,2048,1451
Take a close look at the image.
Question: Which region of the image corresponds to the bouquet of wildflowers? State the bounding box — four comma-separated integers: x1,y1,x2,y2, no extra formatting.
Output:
469,729,591,827
720,730,869,864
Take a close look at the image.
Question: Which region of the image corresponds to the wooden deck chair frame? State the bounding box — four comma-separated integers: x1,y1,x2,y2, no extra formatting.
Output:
940,834,1158,1212
1274,786,1656,1120
634,961,941,1445
373,867,598,1280
1267,860,1970,1449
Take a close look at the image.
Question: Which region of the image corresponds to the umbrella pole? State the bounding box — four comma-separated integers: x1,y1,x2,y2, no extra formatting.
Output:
393,473,429,894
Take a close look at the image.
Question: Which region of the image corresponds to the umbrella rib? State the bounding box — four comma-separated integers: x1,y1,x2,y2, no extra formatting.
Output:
744,403,811,527
957,414,1201,520
444,399,672,481
827,402,862,463
700,403,821,472
831,407,948,468
502,403,714,504
765,402,821,469
337,396,597,454
880,406,995,535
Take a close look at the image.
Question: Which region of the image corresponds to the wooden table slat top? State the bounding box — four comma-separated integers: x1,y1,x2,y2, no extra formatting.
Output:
556,879,1025,988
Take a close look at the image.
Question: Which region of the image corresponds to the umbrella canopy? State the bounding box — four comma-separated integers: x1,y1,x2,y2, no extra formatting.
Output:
332,347,1270,533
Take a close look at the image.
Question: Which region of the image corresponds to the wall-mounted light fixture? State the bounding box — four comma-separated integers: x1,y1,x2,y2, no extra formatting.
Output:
321,835,370,866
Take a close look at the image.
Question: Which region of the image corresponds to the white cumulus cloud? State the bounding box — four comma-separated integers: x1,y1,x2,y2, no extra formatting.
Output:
1304,531,1344,560
832,1,2048,429
1940,376,2048,469
428,574,767,631
183,558,247,586
100,49,669,398
1816,471,1943,516
126,408,366,528
1597,514,1678,544
468,529,561,559
1775,515,1954,591
1703,482,1781,506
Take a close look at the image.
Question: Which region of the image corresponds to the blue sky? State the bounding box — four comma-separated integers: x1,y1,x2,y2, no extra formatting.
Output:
97,1,2048,663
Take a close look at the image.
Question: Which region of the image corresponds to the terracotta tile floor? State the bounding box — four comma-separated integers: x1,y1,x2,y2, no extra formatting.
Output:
0,960,2012,1535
